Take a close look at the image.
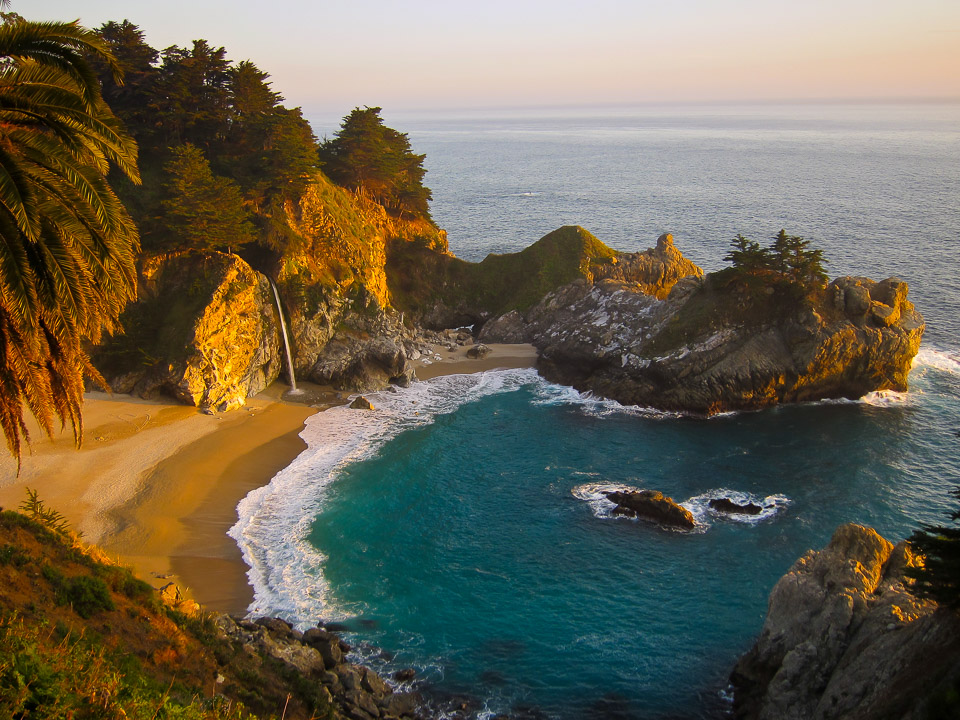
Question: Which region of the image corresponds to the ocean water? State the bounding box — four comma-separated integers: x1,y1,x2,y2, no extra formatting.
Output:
237,104,960,718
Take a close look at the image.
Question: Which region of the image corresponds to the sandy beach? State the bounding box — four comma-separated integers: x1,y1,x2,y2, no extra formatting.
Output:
0,343,537,615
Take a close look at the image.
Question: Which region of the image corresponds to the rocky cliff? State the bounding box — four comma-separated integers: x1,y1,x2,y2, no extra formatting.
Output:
731,524,960,720
482,249,924,412
93,250,283,412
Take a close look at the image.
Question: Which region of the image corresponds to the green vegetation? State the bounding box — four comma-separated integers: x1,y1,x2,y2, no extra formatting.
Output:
388,225,618,318
908,487,960,608
319,106,432,221
0,506,334,719
0,15,140,463
723,230,827,292
91,22,321,257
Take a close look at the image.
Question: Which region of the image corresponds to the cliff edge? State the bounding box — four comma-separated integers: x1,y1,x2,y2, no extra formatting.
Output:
731,524,960,720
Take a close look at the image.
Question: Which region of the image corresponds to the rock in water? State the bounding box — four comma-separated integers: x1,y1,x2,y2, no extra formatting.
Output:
512,268,923,413
731,523,960,719
604,489,696,530
709,497,763,515
350,395,374,410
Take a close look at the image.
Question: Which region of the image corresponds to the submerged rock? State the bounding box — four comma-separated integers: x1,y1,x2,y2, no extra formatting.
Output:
731,523,960,719
605,489,696,530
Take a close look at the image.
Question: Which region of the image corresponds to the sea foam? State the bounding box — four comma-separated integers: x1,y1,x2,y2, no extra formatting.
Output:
230,369,540,624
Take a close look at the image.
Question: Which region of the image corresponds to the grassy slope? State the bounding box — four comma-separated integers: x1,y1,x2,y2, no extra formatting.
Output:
0,510,332,720
387,225,619,318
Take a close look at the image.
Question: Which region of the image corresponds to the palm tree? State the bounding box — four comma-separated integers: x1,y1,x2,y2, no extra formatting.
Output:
0,17,141,465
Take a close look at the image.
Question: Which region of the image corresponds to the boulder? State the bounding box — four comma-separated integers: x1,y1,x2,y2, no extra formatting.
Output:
92,250,282,411
709,498,763,515
303,628,345,668
350,396,374,410
466,343,491,359
605,490,696,530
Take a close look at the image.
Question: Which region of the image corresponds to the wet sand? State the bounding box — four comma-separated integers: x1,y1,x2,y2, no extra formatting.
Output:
0,343,538,615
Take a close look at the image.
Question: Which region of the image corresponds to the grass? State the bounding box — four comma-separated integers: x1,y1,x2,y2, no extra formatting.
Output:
387,225,620,319
0,508,334,719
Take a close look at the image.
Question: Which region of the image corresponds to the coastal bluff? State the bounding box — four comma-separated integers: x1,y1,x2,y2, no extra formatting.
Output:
731,524,960,719
481,243,924,413
92,201,923,416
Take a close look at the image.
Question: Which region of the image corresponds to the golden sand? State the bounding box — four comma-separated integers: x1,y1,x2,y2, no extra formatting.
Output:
0,344,537,615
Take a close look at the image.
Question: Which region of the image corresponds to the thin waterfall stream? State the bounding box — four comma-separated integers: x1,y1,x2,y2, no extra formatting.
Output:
269,279,303,395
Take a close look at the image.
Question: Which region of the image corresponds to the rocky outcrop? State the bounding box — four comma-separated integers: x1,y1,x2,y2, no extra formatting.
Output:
388,227,703,328
93,251,282,411
709,498,763,515
212,614,424,720
731,524,960,720
592,232,703,299
605,490,696,530
483,260,924,413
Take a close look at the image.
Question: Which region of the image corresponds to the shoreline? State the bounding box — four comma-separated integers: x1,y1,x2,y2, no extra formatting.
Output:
0,343,537,614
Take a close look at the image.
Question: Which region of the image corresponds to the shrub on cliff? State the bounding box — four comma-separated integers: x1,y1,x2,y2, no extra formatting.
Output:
908,487,960,608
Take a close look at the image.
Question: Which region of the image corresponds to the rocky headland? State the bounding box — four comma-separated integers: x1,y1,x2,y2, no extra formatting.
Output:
92,167,924,418
481,236,924,413
731,523,960,719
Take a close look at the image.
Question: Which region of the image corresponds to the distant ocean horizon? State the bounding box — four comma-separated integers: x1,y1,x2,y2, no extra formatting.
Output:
237,102,960,718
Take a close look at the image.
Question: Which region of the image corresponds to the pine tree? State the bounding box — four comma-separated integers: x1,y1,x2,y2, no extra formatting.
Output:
319,107,432,220
907,488,960,608
157,144,255,252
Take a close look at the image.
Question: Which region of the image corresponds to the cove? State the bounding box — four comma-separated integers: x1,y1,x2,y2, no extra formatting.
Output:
284,362,955,719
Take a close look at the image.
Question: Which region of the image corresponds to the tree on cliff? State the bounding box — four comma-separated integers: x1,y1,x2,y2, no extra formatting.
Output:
155,144,255,252
319,106,432,220
724,230,827,292
0,18,140,463
907,487,960,608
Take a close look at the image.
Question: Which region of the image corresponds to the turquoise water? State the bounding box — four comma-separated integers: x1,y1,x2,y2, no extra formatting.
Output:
238,104,960,718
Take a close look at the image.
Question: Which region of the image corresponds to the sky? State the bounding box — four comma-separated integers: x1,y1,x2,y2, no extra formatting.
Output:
21,0,960,121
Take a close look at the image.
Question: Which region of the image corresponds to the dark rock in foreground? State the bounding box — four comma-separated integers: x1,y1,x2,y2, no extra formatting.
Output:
731,523,960,719
605,490,696,530
709,498,763,515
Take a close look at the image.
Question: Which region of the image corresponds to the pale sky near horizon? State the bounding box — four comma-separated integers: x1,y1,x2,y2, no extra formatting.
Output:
21,0,960,120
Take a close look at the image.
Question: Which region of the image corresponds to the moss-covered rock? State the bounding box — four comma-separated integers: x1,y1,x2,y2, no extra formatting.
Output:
386,226,701,328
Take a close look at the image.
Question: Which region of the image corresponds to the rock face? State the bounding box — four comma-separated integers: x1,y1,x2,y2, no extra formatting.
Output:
605,490,696,530
592,232,704,299
731,523,960,720
93,251,282,412
212,614,425,720
483,262,924,413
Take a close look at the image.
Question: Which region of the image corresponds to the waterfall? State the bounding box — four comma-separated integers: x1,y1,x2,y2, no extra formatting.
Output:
269,280,303,395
